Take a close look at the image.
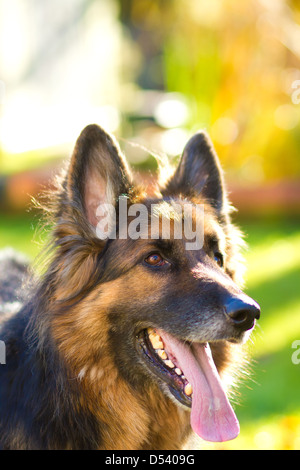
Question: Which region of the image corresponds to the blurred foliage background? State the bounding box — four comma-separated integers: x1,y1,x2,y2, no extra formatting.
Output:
0,0,300,450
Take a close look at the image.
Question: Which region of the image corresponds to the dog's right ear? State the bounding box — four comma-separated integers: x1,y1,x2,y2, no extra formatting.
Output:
63,124,132,229
162,131,227,217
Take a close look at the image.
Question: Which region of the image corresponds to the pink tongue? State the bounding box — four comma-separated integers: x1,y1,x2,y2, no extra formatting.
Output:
158,331,240,442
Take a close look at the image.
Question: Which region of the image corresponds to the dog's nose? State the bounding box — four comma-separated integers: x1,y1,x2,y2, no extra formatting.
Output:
224,296,260,331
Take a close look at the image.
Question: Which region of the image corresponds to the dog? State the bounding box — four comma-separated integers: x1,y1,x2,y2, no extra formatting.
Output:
0,124,260,450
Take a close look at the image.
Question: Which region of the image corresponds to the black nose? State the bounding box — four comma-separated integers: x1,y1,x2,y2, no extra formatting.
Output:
224,297,260,331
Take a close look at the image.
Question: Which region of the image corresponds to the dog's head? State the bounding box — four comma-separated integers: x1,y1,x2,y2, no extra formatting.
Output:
50,124,260,443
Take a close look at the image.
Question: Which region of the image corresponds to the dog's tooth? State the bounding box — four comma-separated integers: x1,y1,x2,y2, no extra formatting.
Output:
164,359,175,369
175,367,182,376
152,338,164,350
149,333,164,350
184,383,193,396
157,349,168,360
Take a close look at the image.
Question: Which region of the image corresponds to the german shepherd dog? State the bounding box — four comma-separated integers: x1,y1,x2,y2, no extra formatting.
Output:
0,124,260,450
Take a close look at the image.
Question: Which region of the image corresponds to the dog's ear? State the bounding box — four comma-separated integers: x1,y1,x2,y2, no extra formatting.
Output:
162,131,227,215
64,124,132,228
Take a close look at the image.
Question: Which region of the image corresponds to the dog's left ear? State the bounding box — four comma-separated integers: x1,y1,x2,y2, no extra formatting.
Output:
64,124,132,228
162,131,227,216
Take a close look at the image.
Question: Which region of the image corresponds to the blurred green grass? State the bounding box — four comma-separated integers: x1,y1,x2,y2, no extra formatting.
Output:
0,214,299,449
0,213,44,259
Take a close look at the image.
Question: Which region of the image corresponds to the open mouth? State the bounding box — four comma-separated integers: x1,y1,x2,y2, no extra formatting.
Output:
136,327,240,443
136,328,193,408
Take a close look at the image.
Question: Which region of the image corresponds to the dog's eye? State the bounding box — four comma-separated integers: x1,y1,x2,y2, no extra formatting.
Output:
214,252,224,268
144,253,166,267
